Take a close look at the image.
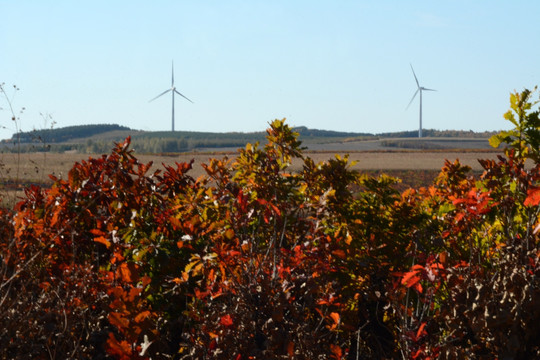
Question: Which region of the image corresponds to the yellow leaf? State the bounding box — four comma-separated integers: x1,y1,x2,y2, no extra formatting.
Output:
224,228,235,240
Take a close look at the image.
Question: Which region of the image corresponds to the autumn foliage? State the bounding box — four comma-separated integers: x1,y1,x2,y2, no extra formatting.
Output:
1,88,540,359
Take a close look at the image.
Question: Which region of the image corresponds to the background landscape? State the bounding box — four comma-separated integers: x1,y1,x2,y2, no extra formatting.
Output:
2,1,540,358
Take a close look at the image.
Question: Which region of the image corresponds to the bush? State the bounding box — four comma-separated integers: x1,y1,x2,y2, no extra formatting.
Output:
1,88,540,359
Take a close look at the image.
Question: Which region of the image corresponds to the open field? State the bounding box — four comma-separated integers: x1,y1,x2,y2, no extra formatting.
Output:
1,147,503,184
0,136,502,207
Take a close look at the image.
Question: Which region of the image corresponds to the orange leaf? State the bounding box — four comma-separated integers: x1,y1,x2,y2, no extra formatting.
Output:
330,312,340,325
141,275,151,287
118,263,139,283
329,312,340,330
108,312,130,329
134,310,151,323
127,287,142,302
94,236,111,249
439,251,448,266
170,216,182,230
332,249,346,259
90,228,106,236
208,268,215,282
50,210,60,227
111,252,125,264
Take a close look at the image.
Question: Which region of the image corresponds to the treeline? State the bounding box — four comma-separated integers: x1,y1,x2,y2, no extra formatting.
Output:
378,128,498,138
10,124,131,144
293,125,372,137
0,123,499,155
0,137,260,154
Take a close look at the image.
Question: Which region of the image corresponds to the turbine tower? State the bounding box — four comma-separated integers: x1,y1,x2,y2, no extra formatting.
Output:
406,64,436,138
149,61,193,132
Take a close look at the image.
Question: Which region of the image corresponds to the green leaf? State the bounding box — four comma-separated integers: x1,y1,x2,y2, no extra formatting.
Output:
437,203,455,217
504,110,518,127
488,134,504,148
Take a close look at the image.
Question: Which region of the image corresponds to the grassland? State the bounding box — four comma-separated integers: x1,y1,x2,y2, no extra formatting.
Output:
0,134,503,207
0,148,500,188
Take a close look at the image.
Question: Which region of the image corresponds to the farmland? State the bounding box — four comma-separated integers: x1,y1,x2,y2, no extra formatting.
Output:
0,132,500,204
1,124,498,198
0,144,500,189
0,131,497,176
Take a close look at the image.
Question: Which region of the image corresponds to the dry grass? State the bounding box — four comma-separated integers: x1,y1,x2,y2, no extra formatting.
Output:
1,149,503,184
1,148,504,208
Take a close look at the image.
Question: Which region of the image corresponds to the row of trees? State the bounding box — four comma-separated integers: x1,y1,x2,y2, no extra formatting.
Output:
1,88,540,358
11,124,131,144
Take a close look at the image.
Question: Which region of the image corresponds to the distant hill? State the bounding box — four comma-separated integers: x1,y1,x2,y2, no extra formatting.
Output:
11,124,131,144
0,123,497,154
292,126,372,138
377,129,498,139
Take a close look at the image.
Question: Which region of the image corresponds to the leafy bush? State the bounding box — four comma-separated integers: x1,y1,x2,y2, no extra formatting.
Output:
1,88,540,359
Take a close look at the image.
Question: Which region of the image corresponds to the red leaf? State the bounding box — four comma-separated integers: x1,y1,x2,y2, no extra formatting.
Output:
287,341,294,356
525,187,540,206
106,333,133,359
402,266,424,293
330,344,343,359
416,322,427,339
220,314,234,328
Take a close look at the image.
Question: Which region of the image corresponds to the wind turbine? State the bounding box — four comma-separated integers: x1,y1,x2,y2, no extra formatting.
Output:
149,62,193,132
406,64,436,138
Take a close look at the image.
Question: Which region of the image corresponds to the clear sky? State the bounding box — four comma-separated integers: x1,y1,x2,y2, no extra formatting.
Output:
1,1,539,141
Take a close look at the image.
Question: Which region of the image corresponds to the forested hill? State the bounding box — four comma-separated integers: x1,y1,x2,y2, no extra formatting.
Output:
291,126,372,137
7,124,495,144
377,129,498,138
0,123,496,154
12,124,131,143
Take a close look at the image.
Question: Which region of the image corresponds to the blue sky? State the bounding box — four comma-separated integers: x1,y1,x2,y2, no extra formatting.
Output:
1,1,539,141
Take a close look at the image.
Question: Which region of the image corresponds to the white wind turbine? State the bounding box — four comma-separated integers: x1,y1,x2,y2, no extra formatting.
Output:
149,62,193,132
406,64,436,138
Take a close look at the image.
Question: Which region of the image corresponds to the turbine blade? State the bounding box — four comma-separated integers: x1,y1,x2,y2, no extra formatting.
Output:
406,89,420,110
423,87,437,92
174,89,194,103
171,61,175,87
149,89,171,102
410,64,420,88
